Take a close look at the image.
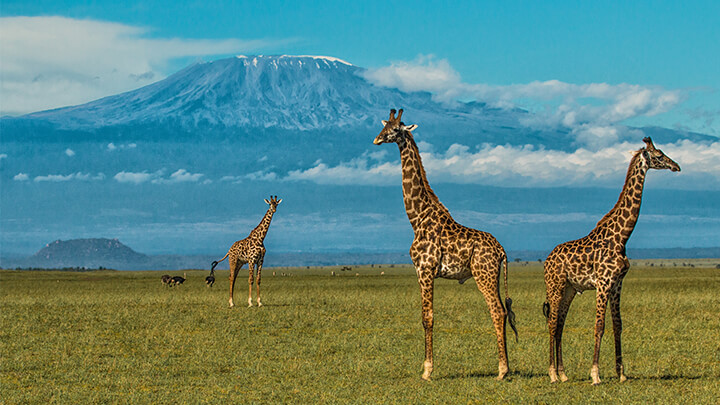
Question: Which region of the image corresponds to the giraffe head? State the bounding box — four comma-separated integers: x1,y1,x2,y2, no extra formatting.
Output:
640,137,681,172
373,108,418,145
264,195,282,212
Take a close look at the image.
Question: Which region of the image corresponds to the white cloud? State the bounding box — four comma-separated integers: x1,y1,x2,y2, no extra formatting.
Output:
13,173,29,181
0,154,7,160
33,172,104,182
152,169,204,184
114,168,204,184
107,142,137,152
361,55,462,102
285,152,399,185
363,56,685,149
282,140,720,189
244,171,278,181
114,170,157,184
65,148,75,157
220,175,243,183
1,16,289,115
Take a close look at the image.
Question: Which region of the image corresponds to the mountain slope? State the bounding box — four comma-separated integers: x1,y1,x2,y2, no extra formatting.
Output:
4,55,714,149
19,56,457,131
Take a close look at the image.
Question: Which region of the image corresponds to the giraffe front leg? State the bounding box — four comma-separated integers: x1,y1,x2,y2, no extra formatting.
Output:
610,283,627,382
590,286,610,385
247,263,255,307
418,277,434,381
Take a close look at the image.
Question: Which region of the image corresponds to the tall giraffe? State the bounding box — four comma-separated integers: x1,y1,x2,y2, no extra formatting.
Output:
543,137,680,385
211,196,282,308
374,109,518,381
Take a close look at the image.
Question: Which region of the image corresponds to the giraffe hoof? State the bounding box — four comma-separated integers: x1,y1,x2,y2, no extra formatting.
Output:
559,372,569,382
421,374,432,382
619,374,627,383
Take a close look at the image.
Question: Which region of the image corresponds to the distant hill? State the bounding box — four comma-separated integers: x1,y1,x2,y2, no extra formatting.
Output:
1,238,718,270
20,238,149,269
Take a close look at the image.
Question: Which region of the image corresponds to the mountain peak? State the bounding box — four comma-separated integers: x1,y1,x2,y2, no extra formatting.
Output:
235,54,353,66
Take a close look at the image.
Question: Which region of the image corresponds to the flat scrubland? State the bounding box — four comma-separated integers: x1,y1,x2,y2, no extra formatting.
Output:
2,260,719,404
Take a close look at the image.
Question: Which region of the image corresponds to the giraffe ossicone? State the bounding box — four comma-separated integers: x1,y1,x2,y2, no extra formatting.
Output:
374,108,518,381
210,196,282,308
543,137,680,385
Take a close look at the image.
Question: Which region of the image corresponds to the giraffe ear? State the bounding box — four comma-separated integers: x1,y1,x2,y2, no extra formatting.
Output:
264,199,270,204
277,199,282,204
381,120,388,126
404,124,418,132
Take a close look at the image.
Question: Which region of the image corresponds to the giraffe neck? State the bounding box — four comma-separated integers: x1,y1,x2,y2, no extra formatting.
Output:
592,151,648,246
249,208,275,241
397,135,450,230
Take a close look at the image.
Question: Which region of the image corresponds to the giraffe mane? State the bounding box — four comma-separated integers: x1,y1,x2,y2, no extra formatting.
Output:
594,149,644,228
406,134,451,215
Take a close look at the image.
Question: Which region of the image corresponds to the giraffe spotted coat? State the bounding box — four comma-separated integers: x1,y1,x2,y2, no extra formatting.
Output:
211,196,282,308
374,109,518,381
543,138,680,385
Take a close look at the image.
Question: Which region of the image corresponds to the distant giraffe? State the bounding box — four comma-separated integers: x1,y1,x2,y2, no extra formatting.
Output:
374,109,517,381
211,196,282,307
543,137,680,385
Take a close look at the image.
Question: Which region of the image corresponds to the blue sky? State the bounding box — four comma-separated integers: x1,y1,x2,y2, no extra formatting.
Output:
2,0,719,136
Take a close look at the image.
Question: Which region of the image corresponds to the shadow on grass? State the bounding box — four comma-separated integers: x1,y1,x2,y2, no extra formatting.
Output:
439,369,548,380
439,371,707,383
632,374,705,381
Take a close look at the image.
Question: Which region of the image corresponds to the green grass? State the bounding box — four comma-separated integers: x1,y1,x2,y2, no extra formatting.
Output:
2,262,719,404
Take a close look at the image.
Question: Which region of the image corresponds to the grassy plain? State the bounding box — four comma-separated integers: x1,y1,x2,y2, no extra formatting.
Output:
2,261,719,404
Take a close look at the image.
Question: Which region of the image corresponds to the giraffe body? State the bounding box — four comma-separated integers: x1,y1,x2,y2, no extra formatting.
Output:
375,109,517,381
543,138,680,385
211,196,281,308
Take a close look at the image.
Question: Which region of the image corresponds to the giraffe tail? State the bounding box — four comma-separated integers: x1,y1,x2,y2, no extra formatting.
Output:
503,254,519,342
210,252,230,274
543,301,550,319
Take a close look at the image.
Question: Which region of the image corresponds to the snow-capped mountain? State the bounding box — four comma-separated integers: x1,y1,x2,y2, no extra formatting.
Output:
6,55,713,148
5,55,542,146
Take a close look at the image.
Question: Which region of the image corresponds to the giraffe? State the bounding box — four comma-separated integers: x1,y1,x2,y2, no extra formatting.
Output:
211,196,282,308
374,109,518,381
543,137,680,385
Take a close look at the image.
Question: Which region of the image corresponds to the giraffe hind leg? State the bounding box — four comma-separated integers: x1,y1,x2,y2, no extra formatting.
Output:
247,262,255,307
545,287,563,383
590,284,611,385
479,284,509,380
256,257,264,306
555,285,577,382
610,284,627,382
228,258,238,308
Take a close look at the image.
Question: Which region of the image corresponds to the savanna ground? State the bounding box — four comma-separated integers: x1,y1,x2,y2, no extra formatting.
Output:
1,260,719,404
